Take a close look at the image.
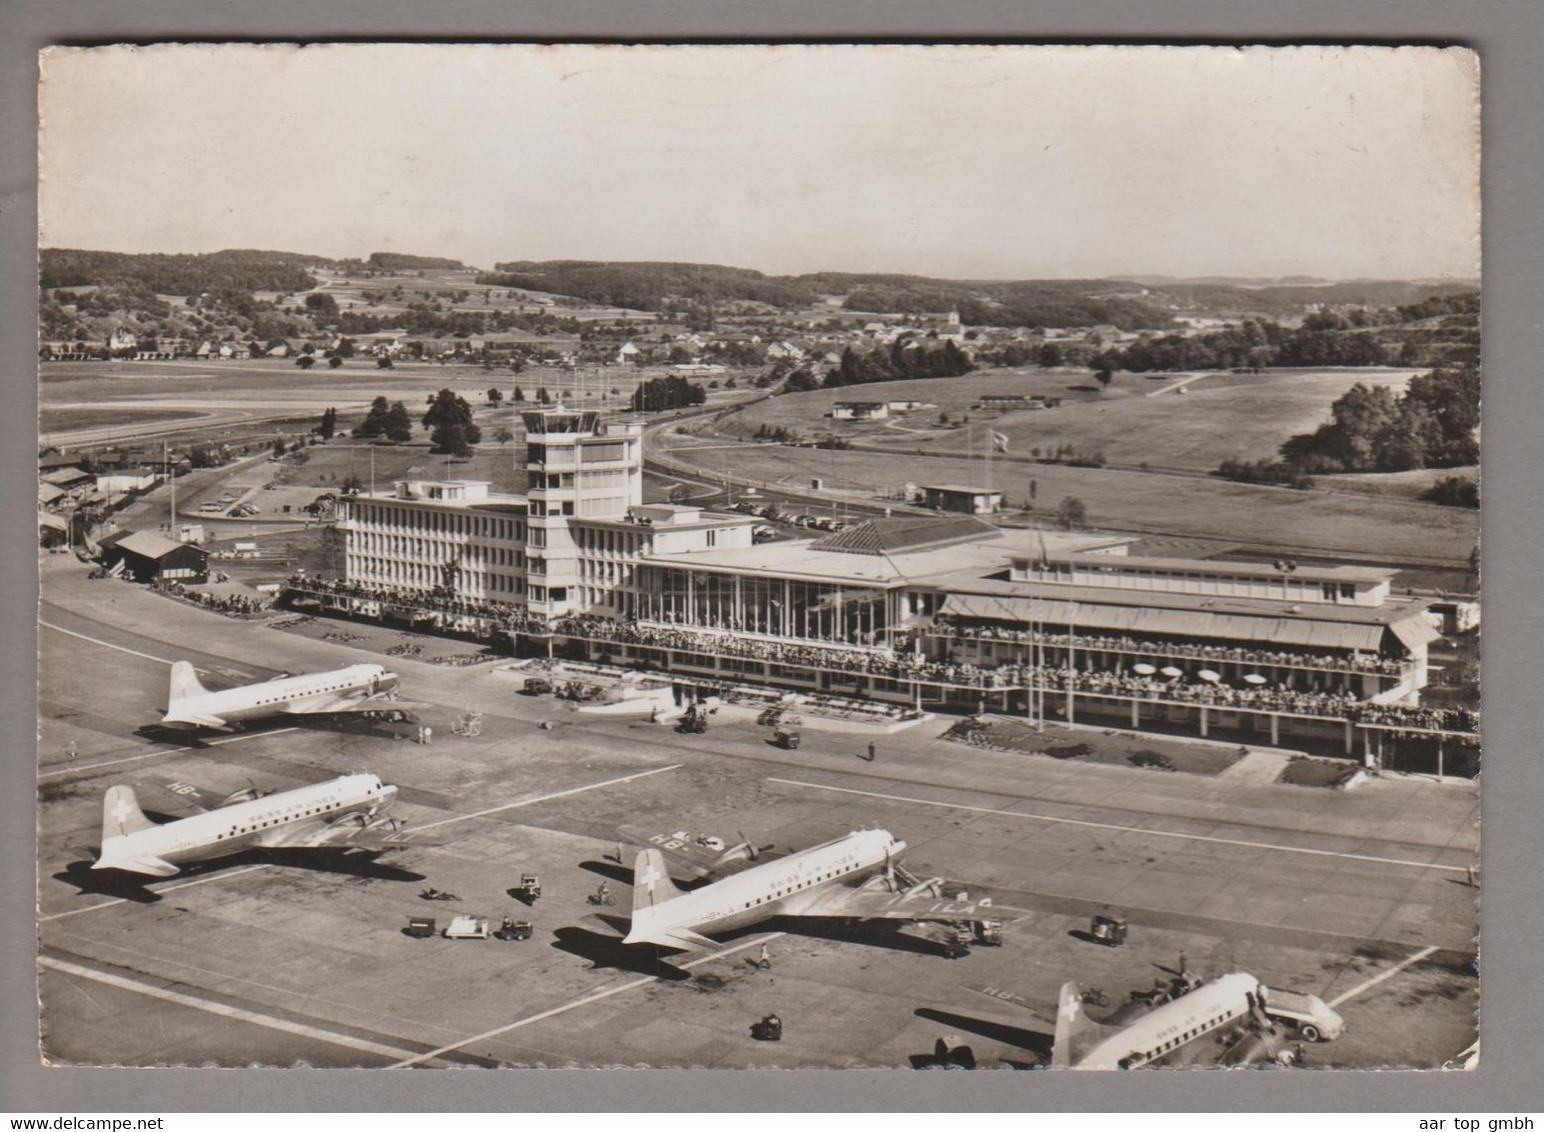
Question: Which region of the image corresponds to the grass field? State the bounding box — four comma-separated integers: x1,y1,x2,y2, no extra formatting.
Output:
663,440,1479,565
1326,466,1478,503
715,368,1420,474
38,406,202,433
40,358,752,450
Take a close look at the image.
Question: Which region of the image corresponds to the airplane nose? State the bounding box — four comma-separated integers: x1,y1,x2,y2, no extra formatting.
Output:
378,673,399,693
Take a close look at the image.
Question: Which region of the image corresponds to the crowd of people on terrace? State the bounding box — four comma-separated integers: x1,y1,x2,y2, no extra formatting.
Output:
154,579,271,617
285,575,514,621
280,576,1475,734
930,618,1411,675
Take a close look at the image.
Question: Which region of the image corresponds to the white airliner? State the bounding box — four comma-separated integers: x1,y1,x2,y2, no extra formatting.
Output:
93,773,412,877
161,661,401,729
620,828,1005,953
971,971,1339,1069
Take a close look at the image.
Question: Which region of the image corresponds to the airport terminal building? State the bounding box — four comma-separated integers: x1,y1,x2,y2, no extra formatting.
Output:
297,404,1473,761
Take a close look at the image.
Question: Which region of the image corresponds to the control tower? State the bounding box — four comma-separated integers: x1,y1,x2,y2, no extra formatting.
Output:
520,403,643,618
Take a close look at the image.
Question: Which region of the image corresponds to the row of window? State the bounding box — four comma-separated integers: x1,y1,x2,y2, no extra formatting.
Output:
732,861,858,911
214,798,342,840
351,504,523,542
1129,1009,1240,1066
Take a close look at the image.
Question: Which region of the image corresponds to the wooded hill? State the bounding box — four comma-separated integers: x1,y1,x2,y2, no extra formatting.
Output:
484,259,1477,330
40,248,334,295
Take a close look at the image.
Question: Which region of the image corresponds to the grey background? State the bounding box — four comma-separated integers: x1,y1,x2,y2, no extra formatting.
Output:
2,0,1536,1113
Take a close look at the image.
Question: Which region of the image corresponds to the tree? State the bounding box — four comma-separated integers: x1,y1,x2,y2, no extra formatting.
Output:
272,437,287,458
317,407,337,441
423,387,481,453
493,426,515,445
512,385,525,402
341,472,365,494
328,354,343,369
536,386,552,404
1094,367,1114,389
487,387,503,405
354,396,391,438
435,423,475,458
304,292,339,317
1039,343,1064,368
295,355,316,370
384,401,413,443
1056,496,1088,530
377,356,394,369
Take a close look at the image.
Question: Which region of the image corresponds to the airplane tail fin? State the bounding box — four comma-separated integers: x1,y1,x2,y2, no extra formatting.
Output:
1052,981,1122,1069
631,848,684,915
168,661,209,702
102,785,156,840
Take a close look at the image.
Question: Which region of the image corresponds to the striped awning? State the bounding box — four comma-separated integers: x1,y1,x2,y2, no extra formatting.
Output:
939,593,1387,653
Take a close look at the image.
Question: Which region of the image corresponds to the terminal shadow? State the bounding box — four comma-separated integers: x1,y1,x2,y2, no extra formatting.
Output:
914,1007,1050,1062
550,925,692,982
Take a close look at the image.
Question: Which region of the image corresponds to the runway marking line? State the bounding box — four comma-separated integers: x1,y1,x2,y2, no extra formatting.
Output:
39,954,443,1066
39,620,177,666
1327,945,1441,1009
39,864,271,922
38,728,299,782
389,932,785,1068
767,777,1470,874
409,763,684,833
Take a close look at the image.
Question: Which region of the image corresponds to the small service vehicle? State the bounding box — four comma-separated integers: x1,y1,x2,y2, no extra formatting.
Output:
442,915,492,940
1260,988,1345,1042
405,916,436,938
773,728,801,750
521,677,554,696
1090,912,1128,947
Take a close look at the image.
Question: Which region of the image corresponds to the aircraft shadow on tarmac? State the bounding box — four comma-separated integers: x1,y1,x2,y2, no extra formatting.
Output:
53,846,424,904
577,859,712,891
550,925,694,982
914,1006,1050,1065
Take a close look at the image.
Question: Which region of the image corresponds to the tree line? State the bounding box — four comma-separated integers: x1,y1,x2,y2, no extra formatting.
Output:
820,340,975,388
631,376,707,413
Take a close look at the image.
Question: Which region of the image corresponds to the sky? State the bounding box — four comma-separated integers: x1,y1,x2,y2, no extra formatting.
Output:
38,44,1480,281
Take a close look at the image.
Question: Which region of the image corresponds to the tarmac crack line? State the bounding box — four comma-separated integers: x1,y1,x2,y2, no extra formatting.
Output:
768,777,1470,874
408,763,684,833
1326,945,1441,1009
387,932,784,1069
38,954,445,1066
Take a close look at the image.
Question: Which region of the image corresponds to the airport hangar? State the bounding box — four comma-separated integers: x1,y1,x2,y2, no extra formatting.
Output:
286,403,1470,762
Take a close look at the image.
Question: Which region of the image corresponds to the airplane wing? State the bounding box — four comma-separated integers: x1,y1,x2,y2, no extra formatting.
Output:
161,710,229,728
617,826,782,880
264,815,444,851
965,983,1058,1030
280,692,430,716
621,925,727,954
279,693,372,715
141,777,215,815
788,884,1014,924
